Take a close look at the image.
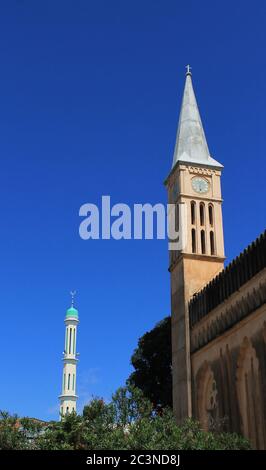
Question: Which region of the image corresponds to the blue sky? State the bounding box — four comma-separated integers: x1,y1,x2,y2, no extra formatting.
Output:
0,1,265,421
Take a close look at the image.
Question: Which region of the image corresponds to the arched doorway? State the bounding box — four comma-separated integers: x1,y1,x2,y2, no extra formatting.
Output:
197,361,219,431
236,337,264,449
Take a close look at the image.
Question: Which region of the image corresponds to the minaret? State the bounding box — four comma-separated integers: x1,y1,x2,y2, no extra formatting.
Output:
59,291,79,417
165,66,225,423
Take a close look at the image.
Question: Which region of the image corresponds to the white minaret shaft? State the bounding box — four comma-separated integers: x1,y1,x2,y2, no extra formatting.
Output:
59,292,79,417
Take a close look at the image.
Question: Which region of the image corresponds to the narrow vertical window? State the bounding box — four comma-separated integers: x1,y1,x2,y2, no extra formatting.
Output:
65,328,68,353
68,373,70,390
209,204,214,226
200,203,205,226
69,328,72,354
191,228,196,253
210,231,215,255
63,373,66,391
191,201,196,225
175,204,179,232
73,374,75,391
201,230,206,254
66,406,69,414
73,328,76,355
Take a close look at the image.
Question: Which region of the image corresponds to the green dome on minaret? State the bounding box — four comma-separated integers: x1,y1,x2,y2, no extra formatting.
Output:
65,291,79,319
66,306,79,319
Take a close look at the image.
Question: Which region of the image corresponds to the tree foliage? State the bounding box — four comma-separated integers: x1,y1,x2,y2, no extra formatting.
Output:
0,411,43,450
129,316,172,409
0,385,250,450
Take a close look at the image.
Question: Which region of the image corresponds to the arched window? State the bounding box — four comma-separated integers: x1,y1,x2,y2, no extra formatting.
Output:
63,373,66,391
200,203,205,226
201,230,206,254
69,328,72,354
191,201,196,225
192,228,196,253
210,231,215,255
208,204,214,227
72,374,75,391
68,373,70,390
66,406,69,414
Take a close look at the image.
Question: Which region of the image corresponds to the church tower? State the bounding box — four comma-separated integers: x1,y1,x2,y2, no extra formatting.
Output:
59,292,79,417
165,67,225,422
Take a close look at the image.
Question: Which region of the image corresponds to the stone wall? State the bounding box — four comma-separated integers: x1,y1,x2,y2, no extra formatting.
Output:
190,269,266,449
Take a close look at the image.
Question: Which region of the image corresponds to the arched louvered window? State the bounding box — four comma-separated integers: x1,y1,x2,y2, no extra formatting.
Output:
209,204,214,227
192,228,196,253
191,201,196,225
201,230,206,254
200,203,205,226
210,231,215,255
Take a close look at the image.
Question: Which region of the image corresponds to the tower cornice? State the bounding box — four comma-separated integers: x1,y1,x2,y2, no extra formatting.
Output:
168,253,226,273
164,160,223,187
177,194,223,204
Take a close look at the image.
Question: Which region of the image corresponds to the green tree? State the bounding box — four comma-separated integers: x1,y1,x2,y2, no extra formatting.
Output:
0,411,43,450
129,316,172,410
1,386,251,450
38,413,85,450
37,385,250,450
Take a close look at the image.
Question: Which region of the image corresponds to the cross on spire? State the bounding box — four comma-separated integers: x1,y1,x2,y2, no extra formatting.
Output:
70,290,76,307
186,64,192,76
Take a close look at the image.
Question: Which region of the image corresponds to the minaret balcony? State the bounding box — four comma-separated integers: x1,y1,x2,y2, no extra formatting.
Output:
62,354,78,363
58,393,78,399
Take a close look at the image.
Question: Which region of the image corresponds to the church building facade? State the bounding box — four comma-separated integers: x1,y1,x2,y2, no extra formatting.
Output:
165,68,266,449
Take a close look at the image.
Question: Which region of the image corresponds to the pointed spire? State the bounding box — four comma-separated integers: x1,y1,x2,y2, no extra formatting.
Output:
172,67,222,169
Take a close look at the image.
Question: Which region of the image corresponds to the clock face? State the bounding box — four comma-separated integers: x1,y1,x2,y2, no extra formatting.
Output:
192,177,209,194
